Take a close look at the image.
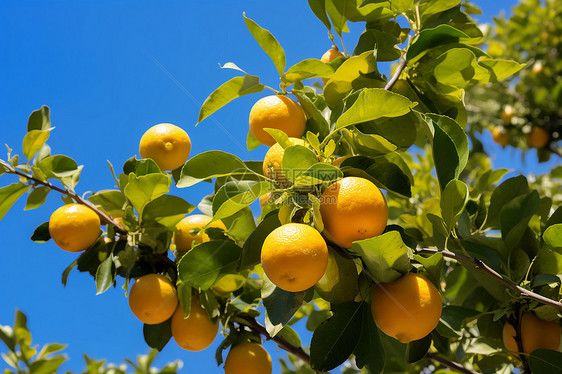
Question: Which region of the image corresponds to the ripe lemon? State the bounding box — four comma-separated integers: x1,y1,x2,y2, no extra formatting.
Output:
502,105,514,124
320,177,388,248
171,295,219,351
262,138,306,184
320,46,345,85
371,273,442,343
139,123,191,171
174,215,227,254
128,273,178,325
502,311,561,354
491,127,509,147
261,223,328,292
49,204,101,252
224,342,272,374
526,126,550,148
249,96,306,147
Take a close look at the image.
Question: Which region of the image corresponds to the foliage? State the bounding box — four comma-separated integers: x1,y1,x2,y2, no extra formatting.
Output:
466,0,562,161
1,0,561,373
0,310,180,374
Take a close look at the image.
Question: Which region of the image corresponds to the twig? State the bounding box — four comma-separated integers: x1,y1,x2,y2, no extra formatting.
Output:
514,306,531,374
384,58,407,91
417,248,562,312
426,352,478,374
3,164,127,235
237,315,310,364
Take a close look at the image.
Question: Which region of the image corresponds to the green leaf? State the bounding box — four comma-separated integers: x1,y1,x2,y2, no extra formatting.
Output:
177,240,242,290
283,59,334,83
37,343,66,359
486,175,529,228
407,24,468,61
324,0,349,37
246,130,261,151
177,151,254,187
405,334,432,363
413,252,444,289
276,325,302,348
95,256,115,295
500,191,539,249
123,173,171,215
391,0,414,14
350,231,410,283
22,129,51,161
123,157,161,175
213,181,274,221
308,0,332,31
310,302,363,371
198,75,264,124
426,114,468,190
478,59,525,82
324,51,385,106
436,306,480,338
292,90,330,139
88,190,126,218
37,155,79,178
239,211,281,271
294,163,343,187
142,195,195,229
420,0,462,18
0,183,30,222
335,89,416,130
441,179,469,232
24,187,50,211
282,145,318,183
353,29,401,61
430,48,489,86
263,128,292,148
544,224,562,253
262,275,305,337
61,259,77,286
30,222,50,243
528,349,562,373
143,319,172,352
27,105,51,131
354,302,384,373
28,356,67,374
243,13,286,77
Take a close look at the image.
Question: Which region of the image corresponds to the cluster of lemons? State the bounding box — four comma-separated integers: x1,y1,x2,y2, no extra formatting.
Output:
44,47,560,371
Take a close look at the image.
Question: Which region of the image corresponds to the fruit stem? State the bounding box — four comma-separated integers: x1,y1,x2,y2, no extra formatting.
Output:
3,163,128,236
416,248,562,312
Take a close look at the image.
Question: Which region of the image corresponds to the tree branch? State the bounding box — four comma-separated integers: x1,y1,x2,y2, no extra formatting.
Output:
384,58,407,91
237,316,310,364
416,248,562,312
426,352,478,374
3,164,127,235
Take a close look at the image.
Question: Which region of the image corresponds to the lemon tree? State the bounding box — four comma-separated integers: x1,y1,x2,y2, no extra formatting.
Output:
1,1,562,373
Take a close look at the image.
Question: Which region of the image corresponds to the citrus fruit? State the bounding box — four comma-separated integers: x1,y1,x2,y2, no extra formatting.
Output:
491,127,509,147
526,126,550,148
315,249,359,304
224,342,272,374
262,138,306,184
49,204,101,252
128,273,178,325
502,311,561,354
320,177,388,248
320,46,345,85
139,123,191,171
371,273,442,343
261,223,328,292
171,295,219,351
174,214,227,253
532,61,543,75
249,96,306,147
502,105,514,124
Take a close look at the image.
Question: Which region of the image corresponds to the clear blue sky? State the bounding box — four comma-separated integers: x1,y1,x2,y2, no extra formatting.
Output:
0,1,556,373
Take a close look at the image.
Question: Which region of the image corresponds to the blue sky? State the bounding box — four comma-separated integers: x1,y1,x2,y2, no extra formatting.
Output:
0,1,557,373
